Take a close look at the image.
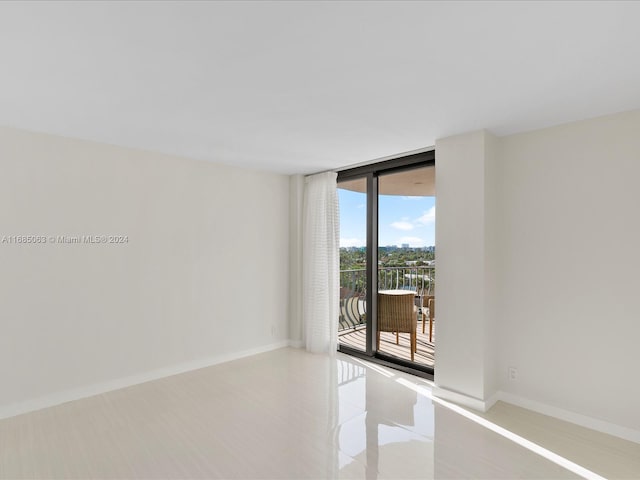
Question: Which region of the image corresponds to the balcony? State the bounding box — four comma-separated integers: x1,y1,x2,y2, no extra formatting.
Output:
339,266,435,367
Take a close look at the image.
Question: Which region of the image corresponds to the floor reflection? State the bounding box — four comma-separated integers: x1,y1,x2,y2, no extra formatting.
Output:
335,356,434,479
333,353,597,479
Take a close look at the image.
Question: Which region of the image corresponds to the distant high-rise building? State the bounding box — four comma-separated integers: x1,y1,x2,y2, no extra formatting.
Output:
401,243,410,249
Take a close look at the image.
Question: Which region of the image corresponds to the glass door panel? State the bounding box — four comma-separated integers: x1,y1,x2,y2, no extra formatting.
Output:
338,177,368,353
377,166,435,367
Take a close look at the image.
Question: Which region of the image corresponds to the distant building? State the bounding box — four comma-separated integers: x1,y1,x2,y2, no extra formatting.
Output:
401,243,410,249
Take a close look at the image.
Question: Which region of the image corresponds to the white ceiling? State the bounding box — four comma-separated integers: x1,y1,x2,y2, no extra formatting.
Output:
1,1,639,175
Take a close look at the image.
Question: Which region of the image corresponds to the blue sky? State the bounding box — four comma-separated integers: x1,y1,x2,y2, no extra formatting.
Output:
338,188,436,248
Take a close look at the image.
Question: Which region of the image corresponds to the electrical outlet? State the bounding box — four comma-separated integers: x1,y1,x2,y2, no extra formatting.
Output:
508,367,518,381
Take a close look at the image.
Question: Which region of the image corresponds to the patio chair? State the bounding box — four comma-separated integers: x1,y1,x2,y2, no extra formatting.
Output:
427,297,435,342
377,291,417,361
339,295,365,330
421,295,434,335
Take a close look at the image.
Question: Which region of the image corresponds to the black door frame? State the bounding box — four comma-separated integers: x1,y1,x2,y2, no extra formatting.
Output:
337,150,436,379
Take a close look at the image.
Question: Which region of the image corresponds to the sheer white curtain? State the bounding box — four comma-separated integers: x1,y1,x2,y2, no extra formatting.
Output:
303,171,339,354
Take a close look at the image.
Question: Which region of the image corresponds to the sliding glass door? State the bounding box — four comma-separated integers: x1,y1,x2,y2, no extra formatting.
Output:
337,152,435,376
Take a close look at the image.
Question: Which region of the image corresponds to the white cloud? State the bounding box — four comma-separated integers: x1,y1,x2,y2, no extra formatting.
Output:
402,196,424,201
397,236,425,248
340,237,364,248
416,206,436,225
390,221,414,231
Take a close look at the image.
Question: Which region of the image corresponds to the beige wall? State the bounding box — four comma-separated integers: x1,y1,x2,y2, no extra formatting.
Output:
496,109,640,435
435,109,640,442
0,127,290,416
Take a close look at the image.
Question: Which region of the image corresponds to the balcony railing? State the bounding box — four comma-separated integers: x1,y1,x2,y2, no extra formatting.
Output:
339,266,435,331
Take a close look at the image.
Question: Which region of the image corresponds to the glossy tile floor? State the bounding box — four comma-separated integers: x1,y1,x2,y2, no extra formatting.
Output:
1,348,639,479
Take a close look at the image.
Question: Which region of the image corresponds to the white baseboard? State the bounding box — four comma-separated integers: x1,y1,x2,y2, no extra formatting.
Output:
496,391,640,445
432,385,498,412
0,340,290,421
432,386,640,444
288,339,304,348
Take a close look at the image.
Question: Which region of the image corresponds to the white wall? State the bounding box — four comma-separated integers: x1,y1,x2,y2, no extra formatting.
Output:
434,131,489,405
435,109,640,442
434,131,499,410
288,175,304,347
496,109,640,435
0,127,290,416
483,133,500,400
